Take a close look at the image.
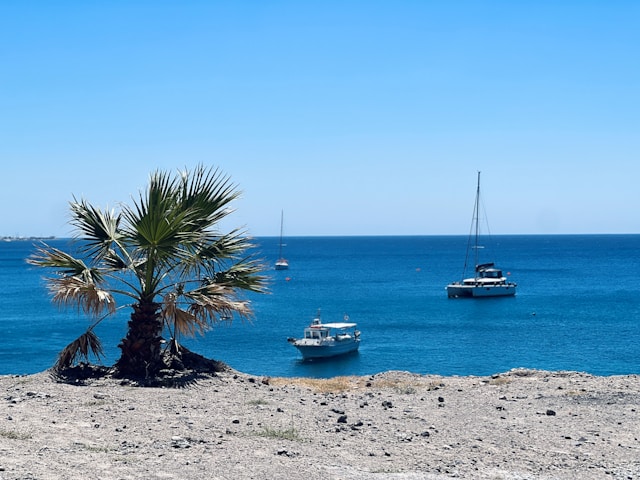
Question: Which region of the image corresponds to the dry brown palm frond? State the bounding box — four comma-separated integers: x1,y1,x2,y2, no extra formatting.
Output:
162,294,210,337
54,330,104,371
173,307,210,337
49,276,116,316
162,292,210,337
187,290,253,323
186,283,253,317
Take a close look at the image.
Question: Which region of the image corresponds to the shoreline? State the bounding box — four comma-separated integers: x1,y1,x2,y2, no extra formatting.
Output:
1,368,639,479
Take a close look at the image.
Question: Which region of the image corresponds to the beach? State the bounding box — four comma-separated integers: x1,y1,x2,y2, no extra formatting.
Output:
1,368,638,479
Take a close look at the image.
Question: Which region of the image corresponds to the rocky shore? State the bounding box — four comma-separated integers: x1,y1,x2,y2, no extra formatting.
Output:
1,368,639,479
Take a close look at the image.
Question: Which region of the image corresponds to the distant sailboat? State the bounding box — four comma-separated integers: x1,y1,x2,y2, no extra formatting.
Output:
446,172,517,298
275,210,289,270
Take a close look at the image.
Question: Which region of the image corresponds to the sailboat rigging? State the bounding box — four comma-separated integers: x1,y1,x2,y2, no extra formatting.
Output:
446,172,516,298
275,210,289,270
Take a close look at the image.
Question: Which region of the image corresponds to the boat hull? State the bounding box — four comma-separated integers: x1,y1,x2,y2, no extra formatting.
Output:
447,284,516,298
293,340,360,359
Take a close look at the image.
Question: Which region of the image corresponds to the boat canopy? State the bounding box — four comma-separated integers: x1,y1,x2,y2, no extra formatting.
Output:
312,322,357,329
475,262,495,272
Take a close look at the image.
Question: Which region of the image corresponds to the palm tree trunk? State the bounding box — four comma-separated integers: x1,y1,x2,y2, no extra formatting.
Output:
115,302,164,377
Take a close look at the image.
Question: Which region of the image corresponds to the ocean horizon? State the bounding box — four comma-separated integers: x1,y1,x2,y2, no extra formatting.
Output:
2,234,639,378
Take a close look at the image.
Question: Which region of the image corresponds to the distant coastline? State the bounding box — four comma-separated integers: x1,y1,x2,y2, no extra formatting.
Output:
1,235,56,241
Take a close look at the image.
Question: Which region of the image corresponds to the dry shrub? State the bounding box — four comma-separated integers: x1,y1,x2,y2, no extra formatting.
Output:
488,376,512,386
269,376,362,393
269,375,435,394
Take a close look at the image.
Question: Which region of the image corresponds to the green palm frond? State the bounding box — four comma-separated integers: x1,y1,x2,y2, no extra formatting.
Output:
123,174,192,265
177,230,253,279
212,259,269,293
28,245,93,277
54,330,104,371
69,197,123,258
49,276,116,317
179,167,240,229
203,229,253,259
102,248,128,270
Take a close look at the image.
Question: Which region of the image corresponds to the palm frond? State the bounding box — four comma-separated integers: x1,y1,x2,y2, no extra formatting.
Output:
54,330,104,370
202,229,254,259
49,276,116,316
28,245,93,277
162,290,212,338
189,296,253,322
211,258,269,294
122,173,191,264
69,197,123,258
171,306,210,337
185,283,254,322
178,166,240,231
102,248,129,270
176,230,251,278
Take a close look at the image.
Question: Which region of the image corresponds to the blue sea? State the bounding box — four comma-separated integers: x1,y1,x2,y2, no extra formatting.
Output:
1,235,639,378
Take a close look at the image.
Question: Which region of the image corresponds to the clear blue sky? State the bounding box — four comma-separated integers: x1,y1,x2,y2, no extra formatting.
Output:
1,1,638,237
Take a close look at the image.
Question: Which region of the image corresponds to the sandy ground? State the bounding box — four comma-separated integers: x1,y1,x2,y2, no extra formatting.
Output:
0,368,639,479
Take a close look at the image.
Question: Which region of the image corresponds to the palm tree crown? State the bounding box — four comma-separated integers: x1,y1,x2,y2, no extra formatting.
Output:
29,165,267,378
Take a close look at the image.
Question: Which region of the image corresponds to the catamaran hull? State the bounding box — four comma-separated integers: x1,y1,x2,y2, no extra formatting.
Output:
293,341,360,360
447,284,516,298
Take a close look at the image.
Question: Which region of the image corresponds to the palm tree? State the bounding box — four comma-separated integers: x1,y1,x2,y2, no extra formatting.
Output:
28,165,267,378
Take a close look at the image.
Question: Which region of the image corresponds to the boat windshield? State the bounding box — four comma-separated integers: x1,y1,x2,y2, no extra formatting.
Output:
480,269,502,278
305,329,328,339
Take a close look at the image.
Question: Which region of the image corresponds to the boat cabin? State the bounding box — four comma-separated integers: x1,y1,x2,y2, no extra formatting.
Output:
478,268,504,279
304,326,329,340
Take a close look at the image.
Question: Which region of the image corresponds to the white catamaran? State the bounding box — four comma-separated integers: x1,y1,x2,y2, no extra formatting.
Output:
446,172,517,298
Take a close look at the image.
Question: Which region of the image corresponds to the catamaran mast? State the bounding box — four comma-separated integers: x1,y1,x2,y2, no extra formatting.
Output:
278,210,284,258
473,171,481,274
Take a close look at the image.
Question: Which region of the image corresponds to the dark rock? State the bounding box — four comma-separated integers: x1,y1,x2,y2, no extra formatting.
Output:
546,409,556,416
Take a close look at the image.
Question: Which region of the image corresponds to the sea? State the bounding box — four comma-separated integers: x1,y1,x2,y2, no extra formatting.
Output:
1,235,639,379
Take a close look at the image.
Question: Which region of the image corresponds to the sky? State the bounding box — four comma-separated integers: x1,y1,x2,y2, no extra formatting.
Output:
1,1,638,238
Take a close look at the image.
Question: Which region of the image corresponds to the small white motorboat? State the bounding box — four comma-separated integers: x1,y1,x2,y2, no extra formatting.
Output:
288,311,360,360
